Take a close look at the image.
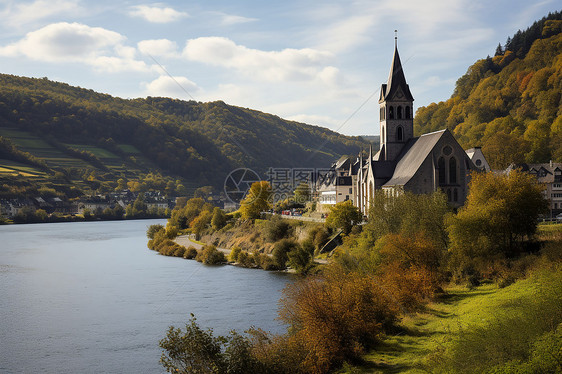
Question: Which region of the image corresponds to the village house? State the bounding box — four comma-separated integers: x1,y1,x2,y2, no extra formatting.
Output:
507,162,562,218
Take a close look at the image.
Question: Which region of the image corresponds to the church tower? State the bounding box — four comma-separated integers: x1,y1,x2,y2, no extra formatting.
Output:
378,36,414,161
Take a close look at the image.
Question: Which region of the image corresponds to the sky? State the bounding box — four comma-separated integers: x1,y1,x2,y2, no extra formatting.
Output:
0,0,559,136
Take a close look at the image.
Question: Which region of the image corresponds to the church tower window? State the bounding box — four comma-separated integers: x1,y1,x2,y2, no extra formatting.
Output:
397,126,403,141
405,106,411,119
389,106,394,119
397,106,403,119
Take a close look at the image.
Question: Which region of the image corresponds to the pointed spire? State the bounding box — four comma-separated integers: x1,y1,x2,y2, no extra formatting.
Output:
382,36,414,102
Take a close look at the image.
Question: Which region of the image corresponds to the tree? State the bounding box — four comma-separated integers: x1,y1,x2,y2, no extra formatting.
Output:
192,210,212,240
159,315,263,374
210,207,227,231
448,170,548,261
325,200,362,235
293,182,311,204
239,181,271,220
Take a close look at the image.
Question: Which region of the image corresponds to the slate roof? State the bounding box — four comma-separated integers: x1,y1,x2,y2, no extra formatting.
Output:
382,130,446,187
379,46,414,102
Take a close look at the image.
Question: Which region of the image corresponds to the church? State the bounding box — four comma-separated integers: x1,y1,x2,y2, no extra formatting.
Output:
317,43,488,215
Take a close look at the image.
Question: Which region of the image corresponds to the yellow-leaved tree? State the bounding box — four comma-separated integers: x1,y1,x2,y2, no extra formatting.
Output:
239,181,272,220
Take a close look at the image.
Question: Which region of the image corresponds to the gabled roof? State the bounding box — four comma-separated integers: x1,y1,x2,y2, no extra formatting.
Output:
382,129,446,187
379,46,414,103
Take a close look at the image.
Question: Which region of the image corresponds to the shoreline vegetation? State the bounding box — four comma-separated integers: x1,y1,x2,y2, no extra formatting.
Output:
150,170,562,374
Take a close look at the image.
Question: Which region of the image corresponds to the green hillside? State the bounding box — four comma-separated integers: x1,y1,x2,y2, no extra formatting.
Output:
414,11,562,169
0,75,369,199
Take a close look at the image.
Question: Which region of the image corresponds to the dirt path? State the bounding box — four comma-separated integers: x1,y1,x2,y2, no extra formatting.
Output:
174,235,231,255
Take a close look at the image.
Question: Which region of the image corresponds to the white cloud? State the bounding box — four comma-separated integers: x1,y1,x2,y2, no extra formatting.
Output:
129,5,188,23
0,0,82,28
182,36,336,83
144,75,199,99
219,13,258,26
138,39,179,58
0,22,152,72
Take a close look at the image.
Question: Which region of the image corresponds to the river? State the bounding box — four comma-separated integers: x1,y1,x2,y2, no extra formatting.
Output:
0,219,292,373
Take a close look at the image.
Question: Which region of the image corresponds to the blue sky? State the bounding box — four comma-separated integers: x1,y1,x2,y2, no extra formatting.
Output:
0,0,559,136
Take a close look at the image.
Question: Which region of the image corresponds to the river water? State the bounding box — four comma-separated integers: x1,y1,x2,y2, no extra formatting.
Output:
0,219,292,373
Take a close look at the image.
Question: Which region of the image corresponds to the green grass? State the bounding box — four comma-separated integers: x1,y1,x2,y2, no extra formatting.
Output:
343,270,560,374
117,144,141,154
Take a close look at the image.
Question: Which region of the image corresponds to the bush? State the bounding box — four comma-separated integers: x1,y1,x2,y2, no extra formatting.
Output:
195,244,226,265
147,224,165,239
263,216,292,242
183,246,198,259
237,251,257,268
256,253,278,271
173,246,186,258
228,246,242,262
159,315,263,374
287,240,315,275
278,264,399,373
272,239,298,269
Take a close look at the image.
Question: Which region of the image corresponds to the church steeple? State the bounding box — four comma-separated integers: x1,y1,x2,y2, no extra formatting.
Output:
380,40,414,103
378,35,414,161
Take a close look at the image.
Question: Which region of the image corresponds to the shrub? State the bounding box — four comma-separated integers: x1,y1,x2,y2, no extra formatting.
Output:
173,246,186,258
183,246,198,259
287,240,315,275
237,251,256,268
228,246,242,262
272,239,298,269
147,224,165,239
278,264,399,373
256,253,278,271
263,216,292,242
195,245,226,265
159,315,263,374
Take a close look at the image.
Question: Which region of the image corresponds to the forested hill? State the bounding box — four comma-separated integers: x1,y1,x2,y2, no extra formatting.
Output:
414,12,562,169
0,73,369,196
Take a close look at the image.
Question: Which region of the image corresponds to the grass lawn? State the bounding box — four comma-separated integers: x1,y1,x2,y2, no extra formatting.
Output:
343,272,556,374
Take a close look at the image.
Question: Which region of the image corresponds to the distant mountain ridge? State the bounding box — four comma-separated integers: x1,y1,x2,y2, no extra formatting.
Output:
414,11,562,169
0,74,370,199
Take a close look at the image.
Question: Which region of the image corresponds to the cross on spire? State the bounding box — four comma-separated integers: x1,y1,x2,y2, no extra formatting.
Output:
394,30,397,48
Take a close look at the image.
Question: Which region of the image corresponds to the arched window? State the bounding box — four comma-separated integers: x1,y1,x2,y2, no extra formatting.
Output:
405,106,411,119
438,157,446,185
389,106,394,119
449,156,457,184
397,106,403,119
397,126,403,141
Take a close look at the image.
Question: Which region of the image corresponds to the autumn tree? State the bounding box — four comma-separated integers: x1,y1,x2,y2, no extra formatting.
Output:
448,170,548,263
210,207,227,231
239,181,271,220
278,264,399,373
192,210,213,240
325,200,362,235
